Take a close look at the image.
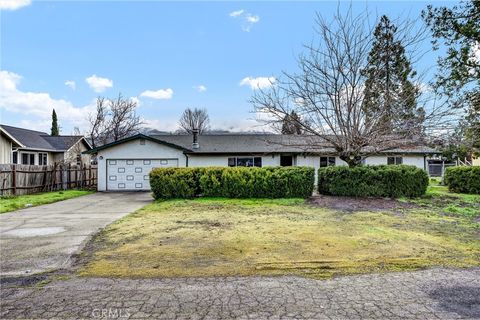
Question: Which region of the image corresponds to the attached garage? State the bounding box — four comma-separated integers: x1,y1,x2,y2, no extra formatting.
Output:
106,159,178,191
88,135,189,192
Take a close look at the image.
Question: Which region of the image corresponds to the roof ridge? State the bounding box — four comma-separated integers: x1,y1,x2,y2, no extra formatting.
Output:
1,124,48,135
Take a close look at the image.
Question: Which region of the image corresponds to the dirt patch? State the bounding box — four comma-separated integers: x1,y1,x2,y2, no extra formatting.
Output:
307,194,416,213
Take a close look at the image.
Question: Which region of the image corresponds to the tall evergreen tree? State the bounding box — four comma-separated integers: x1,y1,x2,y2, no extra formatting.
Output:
51,109,59,136
281,111,303,134
362,15,425,136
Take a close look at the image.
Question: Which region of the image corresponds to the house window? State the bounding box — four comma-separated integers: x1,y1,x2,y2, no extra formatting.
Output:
39,153,48,165
280,155,293,166
76,154,81,166
387,156,403,165
320,156,336,167
228,157,262,167
12,151,18,164
140,138,146,145
21,153,35,165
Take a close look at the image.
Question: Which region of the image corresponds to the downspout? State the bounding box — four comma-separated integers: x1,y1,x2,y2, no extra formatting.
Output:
185,153,189,167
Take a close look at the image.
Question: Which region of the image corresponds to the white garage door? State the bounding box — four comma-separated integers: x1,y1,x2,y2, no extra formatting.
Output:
107,159,178,191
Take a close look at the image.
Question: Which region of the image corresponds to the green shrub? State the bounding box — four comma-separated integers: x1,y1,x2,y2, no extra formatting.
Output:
150,166,315,199
149,168,198,199
444,166,480,194
318,165,429,198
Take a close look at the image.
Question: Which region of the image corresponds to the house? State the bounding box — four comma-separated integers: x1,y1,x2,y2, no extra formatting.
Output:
84,132,438,191
0,124,92,165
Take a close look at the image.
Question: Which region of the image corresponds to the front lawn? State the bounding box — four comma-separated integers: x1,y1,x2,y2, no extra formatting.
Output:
80,192,479,279
0,190,94,213
407,179,480,218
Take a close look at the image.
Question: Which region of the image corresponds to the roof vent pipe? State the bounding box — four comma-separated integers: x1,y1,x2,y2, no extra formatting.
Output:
192,129,199,149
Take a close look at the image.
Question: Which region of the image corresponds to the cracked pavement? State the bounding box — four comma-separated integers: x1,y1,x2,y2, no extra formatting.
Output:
1,268,479,319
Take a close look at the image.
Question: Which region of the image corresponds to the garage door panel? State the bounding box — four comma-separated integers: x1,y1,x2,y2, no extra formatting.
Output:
107,158,178,191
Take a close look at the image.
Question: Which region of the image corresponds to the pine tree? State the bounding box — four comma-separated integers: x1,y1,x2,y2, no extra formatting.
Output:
281,111,303,134
51,109,59,136
362,15,424,136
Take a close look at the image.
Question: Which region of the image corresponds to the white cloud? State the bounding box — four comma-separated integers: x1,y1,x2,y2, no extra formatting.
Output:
194,85,207,93
229,9,260,32
0,70,96,132
229,9,244,17
85,74,113,93
65,80,76,90
130,96,141,106
0,0,31,10
142,118,179,132
239,76,275,90
140,88,173,100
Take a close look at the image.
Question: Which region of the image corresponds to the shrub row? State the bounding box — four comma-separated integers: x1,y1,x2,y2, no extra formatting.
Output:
444,166,480,194
317,165,429,198
149,166,315,199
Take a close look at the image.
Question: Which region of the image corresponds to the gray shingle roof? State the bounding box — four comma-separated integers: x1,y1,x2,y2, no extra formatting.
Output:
0,124,86,151
152,134,438,154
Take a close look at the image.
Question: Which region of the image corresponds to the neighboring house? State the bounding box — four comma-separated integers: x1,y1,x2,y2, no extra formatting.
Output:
84,133,438,191
0,124,92,165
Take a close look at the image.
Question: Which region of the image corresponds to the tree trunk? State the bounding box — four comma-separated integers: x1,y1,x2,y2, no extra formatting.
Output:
339,154,363,167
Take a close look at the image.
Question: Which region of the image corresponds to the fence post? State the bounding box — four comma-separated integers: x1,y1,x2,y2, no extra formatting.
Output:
11,164,16,196
67,163,71,189
59,164,63,190
74,164,78,189
83,163,87,188
88,165,92,187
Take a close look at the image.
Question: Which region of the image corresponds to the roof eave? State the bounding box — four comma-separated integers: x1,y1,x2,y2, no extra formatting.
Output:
83,134,192,154
1,127,25,148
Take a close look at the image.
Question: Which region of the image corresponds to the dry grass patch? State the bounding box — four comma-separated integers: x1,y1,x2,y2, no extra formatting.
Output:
79,197,479,279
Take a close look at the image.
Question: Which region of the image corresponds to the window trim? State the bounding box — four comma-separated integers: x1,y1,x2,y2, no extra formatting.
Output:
227,156,262,167
387,156,403,165
39,153,48,166
21,153,36,165
320,156,336,168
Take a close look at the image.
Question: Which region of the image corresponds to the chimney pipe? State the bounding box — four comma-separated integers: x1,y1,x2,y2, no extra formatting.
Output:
192,129,199,149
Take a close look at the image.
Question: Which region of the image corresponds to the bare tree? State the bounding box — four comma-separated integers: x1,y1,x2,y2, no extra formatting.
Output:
108,94,142,141
178,108,210,134
87,94,142,147
87,97,108,148
251,8,452,167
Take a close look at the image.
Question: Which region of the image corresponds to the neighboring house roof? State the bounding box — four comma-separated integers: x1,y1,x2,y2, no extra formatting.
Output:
0,126,24,148
85,132,438,155
0,124,91,152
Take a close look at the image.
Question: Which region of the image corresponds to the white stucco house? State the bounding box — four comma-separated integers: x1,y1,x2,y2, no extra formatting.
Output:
85,133,438,192
0,124,92,165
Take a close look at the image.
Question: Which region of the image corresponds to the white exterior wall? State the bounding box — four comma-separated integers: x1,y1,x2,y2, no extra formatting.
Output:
364,155,425,169
0,133,12,164
188,154,280,167
96,138,186,191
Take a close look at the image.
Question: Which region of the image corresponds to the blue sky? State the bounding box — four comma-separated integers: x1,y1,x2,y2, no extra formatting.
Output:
0,0,452,134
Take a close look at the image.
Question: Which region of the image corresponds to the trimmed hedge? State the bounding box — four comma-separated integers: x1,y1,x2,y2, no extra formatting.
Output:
444,166,480,194
317,165,429,198
150,166,315,199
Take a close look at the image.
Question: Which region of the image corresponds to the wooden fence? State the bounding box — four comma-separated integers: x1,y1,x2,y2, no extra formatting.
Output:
0,163,97,196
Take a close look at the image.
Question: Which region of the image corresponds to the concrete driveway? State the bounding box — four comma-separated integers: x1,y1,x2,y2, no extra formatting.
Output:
0,192,151,277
